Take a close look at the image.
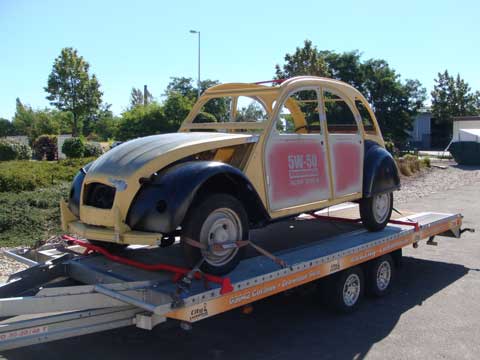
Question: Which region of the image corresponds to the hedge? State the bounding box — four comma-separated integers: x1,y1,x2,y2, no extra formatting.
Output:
0,139,32,161
62,137,85,158
33,135,57,160
0,157,95,192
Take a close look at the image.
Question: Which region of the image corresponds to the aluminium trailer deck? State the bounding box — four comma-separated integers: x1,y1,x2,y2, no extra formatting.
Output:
0,211,465,351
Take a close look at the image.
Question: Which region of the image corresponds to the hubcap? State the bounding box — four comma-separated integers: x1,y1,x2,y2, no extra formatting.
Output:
199,208,242,266
376,260,392,291
343,273,361,307
372,193,391,223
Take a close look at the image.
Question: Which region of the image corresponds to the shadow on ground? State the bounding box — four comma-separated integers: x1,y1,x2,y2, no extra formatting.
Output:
1,256,470,360
451,164,480,171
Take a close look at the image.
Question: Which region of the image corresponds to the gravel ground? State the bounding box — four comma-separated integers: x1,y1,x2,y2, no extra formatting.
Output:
395,161,480,204
1,161,479,282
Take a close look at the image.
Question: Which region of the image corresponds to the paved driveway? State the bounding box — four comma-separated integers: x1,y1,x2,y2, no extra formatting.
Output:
1,182,479,360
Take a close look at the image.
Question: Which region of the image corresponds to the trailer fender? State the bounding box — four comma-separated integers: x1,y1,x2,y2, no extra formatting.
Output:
126,161,269,234
363,141,400,197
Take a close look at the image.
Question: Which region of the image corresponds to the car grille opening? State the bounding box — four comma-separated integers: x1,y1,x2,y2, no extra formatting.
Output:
83,183,116,209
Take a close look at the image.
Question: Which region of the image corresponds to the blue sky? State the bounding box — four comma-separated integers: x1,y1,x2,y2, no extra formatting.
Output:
1,0,478,120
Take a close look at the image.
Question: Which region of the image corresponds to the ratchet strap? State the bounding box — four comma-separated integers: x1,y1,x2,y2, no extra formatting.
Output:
184,238,288,268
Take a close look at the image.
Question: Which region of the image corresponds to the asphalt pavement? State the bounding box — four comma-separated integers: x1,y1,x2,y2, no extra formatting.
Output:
1,179,479,360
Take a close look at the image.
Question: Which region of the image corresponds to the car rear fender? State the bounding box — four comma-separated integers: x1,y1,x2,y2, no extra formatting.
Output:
363,141,400,198
126,161,269,234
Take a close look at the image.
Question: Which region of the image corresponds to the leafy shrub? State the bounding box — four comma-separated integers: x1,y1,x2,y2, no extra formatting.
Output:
0,139,32,161
62,137,85,158
0,157,95,192
0,139,17,161
84,142,103,157
421,156,431,168
34,135,57,160
195,112,217,123
0,182,70,247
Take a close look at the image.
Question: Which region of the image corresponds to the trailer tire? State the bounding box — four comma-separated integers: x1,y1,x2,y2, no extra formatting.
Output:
181,193,248,275
327,266,364,313
360,192,393,231
366,254,395,297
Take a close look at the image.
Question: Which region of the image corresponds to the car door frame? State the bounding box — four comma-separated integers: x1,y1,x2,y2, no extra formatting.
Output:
263,85,333,213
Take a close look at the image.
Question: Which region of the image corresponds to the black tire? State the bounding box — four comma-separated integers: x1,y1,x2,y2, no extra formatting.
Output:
326,266,364,313
88,240,128,253
181,193,248,275
366,254,395,297
360,192,393,231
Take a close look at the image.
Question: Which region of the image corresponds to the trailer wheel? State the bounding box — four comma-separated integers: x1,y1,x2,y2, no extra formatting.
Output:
366,254,395,297
327,267,364,313
181,193,248,275
360,192,393,231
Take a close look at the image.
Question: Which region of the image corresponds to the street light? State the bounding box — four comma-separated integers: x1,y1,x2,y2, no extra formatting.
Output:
189,30,201,98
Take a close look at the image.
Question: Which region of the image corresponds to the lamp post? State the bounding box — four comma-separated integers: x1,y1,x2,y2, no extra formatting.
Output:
189,30,201,98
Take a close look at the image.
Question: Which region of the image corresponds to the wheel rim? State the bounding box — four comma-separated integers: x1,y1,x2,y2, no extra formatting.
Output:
199,208,242,266
372,193,391,224
343,273,361,307
376,260,392,291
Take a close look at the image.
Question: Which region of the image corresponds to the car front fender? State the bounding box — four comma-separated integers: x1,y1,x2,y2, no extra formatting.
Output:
126,161,267,234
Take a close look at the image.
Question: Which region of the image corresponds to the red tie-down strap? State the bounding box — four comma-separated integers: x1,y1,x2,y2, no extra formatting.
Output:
62,235,234,295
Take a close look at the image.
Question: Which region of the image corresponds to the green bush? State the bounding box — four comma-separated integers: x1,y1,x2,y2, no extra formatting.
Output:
195,112,217,123
62,137,85,158
0,139,32,161
0,182,70,247
0,139,17,161
84,142,103,157
421,156,431,168
0,157,95,192
34,135,57,160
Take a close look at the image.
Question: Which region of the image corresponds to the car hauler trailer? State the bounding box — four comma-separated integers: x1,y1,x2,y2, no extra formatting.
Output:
0,210,470,352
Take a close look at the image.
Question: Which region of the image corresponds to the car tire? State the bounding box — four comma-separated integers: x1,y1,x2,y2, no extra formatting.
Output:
359,192,393,231
181,193,248,275
324,266,364,314
365,254,395,297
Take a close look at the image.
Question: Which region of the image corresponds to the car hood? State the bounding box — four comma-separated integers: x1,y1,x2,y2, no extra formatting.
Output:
86,132,255,181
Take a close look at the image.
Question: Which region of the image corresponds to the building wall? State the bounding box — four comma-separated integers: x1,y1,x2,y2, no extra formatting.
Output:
409,112,432,148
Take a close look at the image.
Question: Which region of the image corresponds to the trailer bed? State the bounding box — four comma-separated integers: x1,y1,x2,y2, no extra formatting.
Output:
0,211,463,351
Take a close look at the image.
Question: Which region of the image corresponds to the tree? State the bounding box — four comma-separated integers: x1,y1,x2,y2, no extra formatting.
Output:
275,40,329,79
431,70,480,145
12,98,74,142
12,98,35,139
130,86,153,108
116,103,169,141
275,40,426,143
45,47,103,136
0,118,15,137
431,70,479,123
163,92,194,129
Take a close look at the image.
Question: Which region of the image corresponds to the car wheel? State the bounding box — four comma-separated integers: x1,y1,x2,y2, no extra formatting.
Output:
181,193,248,275
359,192,393,231
366,254,395,297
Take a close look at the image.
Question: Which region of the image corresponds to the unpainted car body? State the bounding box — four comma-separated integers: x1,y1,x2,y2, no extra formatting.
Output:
62,76,400,274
